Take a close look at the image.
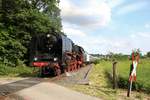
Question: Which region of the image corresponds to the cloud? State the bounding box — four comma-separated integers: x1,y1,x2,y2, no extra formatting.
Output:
130,34,136,38
68,33,133,54
64,27,86,38
130,32,150,39
61,22,86,37
145,24,150,29
59,1,150,54
60,0,111,28
106,0,124,8
117,1,148,15
137,32,150,38
70,30,150,54
129,31,150,54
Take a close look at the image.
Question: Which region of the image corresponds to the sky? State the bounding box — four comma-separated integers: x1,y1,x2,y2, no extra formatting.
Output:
59,0,150,54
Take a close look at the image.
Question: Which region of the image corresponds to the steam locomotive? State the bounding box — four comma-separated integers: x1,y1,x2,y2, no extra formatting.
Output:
29,32,87,76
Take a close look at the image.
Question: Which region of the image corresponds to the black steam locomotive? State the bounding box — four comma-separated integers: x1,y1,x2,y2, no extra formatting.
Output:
29,32,85,76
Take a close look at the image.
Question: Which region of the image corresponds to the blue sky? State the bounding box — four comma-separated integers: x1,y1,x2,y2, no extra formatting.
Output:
60,0,150,54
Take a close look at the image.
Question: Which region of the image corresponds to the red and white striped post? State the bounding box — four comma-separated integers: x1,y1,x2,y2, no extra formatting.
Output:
127,51,140,97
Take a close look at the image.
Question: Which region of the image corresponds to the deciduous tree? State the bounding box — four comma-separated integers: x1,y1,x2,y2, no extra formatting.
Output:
0,0,62,66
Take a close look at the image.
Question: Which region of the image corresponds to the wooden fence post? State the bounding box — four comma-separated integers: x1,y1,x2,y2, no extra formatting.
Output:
113,61,118,89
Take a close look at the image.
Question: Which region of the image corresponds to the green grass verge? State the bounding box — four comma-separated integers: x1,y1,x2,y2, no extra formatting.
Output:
0,63,37,77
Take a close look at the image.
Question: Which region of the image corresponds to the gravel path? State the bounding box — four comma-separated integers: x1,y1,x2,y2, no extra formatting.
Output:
53,64,93,86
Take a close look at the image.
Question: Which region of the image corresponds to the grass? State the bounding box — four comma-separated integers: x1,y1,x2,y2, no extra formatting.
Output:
105,58,150,93
91,58,150,93
0,63,37,77
68,58,150,100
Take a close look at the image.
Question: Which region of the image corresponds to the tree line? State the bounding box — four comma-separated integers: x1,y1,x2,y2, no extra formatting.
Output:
0,0,62,66
92,51,150,61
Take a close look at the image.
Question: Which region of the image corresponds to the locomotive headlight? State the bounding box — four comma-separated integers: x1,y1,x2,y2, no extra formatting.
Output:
47,34,50,38
54,57,58,61
34,57,38,61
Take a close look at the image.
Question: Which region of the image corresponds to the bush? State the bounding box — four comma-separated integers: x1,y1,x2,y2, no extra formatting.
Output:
93,59,101,65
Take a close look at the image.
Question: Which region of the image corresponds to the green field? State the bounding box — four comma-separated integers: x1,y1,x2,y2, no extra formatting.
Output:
69,58,150,100
101,58,150,93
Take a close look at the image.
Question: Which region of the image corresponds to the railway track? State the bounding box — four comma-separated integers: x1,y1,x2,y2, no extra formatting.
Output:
0,64,93,99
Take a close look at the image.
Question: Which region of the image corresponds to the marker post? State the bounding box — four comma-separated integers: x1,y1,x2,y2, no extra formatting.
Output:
127,64,133,97
127,51,140,97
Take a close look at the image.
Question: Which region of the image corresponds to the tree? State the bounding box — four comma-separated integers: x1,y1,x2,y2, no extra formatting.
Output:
0,0,62,66
147,52,150,58
0,30,26,66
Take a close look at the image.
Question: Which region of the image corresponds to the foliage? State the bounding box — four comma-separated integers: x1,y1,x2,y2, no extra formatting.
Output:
0,30,26,66
146,51,150,58
0,0,62,66
106,52,129,61
93,59,101,65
